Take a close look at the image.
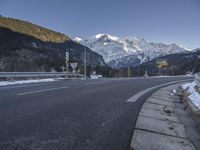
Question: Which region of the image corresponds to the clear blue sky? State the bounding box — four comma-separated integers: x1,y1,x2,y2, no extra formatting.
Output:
0,0,200,48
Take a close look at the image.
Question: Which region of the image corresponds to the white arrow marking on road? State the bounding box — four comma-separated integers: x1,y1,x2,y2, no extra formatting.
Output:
17,86,69,96
126,80,191,102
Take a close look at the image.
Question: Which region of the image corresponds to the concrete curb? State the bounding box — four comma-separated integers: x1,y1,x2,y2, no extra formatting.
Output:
130,83,198,150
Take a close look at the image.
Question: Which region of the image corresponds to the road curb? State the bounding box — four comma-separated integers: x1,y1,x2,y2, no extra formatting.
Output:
130,83,197,150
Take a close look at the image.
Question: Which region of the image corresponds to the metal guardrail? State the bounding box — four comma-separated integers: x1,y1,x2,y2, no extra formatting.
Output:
195,73,200,88
0,72,85,78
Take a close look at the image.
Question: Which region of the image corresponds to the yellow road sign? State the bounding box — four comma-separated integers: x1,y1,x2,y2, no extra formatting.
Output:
156,59,168,68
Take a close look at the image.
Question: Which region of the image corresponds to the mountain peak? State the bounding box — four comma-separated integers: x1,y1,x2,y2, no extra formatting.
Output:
94,34,119,41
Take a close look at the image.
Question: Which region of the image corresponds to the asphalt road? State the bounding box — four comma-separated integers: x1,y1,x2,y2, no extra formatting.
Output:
0,77,192,150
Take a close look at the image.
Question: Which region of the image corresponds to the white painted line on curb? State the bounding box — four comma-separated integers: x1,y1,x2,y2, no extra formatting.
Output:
17,86,69,96
126,80,191,102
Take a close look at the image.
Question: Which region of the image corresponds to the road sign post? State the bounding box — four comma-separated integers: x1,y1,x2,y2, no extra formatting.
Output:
156,59,168,76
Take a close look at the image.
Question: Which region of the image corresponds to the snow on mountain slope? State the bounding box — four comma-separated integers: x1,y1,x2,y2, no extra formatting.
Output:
74,34,191,68
74,37,82,42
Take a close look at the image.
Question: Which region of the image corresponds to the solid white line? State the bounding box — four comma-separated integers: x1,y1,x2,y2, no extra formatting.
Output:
84,81,110,85
126,80,191,102
17,86,69,96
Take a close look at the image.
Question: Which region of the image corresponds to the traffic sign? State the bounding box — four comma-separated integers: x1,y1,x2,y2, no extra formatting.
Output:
156,59,168,68
70,63,78,70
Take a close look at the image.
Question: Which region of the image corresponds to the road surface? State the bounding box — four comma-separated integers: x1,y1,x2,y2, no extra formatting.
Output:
0,77,192,150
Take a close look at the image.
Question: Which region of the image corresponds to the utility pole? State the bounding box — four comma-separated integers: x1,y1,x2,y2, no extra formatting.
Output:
84,40,87,79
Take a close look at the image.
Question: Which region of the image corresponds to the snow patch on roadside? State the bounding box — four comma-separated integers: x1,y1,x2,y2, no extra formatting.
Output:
181,81,200,109
171,89,177,96
0,78,56,87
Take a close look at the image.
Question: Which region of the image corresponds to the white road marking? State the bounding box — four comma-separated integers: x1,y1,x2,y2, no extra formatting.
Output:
126,80,191,102
84,81,110,85
17,86,69,96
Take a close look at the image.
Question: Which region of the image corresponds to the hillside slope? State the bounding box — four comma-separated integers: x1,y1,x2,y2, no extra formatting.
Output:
0,17,106,72
0,17,70,43
131,49,200,76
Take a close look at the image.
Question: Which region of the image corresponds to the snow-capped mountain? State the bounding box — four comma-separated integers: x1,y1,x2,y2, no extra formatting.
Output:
74,34,192,68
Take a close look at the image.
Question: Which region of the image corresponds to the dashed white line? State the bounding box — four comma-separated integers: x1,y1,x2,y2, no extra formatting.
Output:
17,86,69,96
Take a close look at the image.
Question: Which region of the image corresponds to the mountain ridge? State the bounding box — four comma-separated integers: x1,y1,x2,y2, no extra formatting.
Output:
0,16,70,43
131,49,200,76
0,17,106,72
74,34,192,68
